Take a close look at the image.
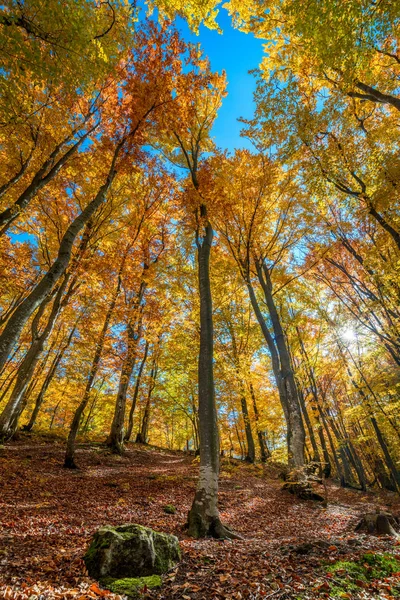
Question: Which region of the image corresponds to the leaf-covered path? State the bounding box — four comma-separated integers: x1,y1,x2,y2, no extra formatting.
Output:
1,436,399,599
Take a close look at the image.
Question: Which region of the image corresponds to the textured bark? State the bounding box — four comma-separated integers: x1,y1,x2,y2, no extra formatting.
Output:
298,386,321,465
0,142,121,375
246,264,304,469
258,263,305,468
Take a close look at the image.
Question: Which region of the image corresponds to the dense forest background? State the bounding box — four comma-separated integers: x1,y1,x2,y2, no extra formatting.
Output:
0,0,400,535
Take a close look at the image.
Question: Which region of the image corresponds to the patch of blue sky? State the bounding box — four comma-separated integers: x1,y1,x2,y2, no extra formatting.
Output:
173,8,265,153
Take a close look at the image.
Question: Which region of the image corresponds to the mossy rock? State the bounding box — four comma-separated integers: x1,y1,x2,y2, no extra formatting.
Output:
327,552,400,598
84,523,181,580
101,575,162,598
163,504,176,514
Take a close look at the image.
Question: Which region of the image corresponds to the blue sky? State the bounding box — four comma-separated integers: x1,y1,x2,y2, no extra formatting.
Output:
175,9,265,152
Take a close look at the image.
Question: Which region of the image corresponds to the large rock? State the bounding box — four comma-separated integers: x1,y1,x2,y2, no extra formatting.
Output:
84,523,181,580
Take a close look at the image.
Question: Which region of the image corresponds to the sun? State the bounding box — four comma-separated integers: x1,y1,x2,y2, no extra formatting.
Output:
342,327,356,342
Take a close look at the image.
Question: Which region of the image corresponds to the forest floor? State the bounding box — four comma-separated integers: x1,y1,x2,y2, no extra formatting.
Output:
1,435,400,600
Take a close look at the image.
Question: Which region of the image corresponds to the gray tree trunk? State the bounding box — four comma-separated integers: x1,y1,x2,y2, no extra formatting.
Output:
256,261,305,469
187,206,234,539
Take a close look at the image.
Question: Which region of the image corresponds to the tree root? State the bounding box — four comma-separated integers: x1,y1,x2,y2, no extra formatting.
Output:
186,511,242,539
63,455,79,469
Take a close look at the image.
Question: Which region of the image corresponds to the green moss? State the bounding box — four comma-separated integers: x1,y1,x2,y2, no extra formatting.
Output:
153,532,181,573
84,534,111,568
101,575,162,598
327,553,400,598
163,504,176,514
362,552,400,579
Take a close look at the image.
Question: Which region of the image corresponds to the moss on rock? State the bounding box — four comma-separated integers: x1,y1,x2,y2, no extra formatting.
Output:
84,523,180,580
100,575,162,598
163,504,176,514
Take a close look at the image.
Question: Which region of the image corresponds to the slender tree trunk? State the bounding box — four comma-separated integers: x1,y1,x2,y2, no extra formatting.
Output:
239,392,255,462
64,273,121,468
136,342,159,444
297,385,320,465
187,206,233,539
249,382,270,462
0,274,70,440
125,340,149,442
107,303,144,454
247,262,305,469
259,263,305,468
245,279,293,456
24,324,76,432
234,417,245,460
370,416,400,492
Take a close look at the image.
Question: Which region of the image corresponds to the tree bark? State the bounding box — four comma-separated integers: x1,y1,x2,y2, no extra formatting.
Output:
187,205,233,539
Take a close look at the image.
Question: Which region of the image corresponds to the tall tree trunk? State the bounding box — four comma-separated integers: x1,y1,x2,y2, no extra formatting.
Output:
228,323,255,463
64,272,122,468
187,205,232,539
246,262,305,469
257,262,305,468
0,274,70,440
297,385,321,465
249,381,269,462
125,340,149,442
245,279,292,456
136,362,158,448
239,392,255,462
136,346,159,444
107,282,145,455
235,417,245,460
342,350,400,492
23,324,76,432
0,142,122,374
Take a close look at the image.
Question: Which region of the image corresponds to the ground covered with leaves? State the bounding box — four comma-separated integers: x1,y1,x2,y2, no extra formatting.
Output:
1,435,400,600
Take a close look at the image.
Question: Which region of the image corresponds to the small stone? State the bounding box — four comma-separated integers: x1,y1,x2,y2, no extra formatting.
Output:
163,504,176,514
